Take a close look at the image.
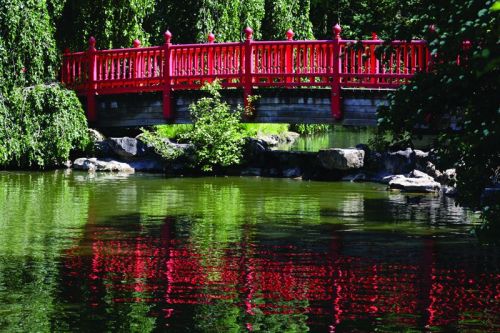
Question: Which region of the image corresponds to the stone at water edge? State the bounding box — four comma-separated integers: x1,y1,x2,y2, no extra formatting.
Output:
318,148,365,170
88,128,106,142
106,137,149,160
282,168,302,178
388,170,441,193
73,157,134,173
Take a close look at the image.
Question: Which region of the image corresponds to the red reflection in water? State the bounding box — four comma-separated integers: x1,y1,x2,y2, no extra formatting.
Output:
63,220,500,331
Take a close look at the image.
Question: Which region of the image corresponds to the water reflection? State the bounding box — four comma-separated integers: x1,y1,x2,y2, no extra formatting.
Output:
0,172,498,332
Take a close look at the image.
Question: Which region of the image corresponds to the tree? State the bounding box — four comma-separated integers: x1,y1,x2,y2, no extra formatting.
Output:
262,0,314,40
196,0,265,42
55,0,155,51
310,0,426,40
0,0,59,91
377,0,500,226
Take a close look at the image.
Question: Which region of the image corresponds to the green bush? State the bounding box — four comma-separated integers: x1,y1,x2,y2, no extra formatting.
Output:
139,128,183,160
180,81,245,172
0,84,89,169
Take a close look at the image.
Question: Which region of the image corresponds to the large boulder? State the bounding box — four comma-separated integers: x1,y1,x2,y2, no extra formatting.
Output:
73,158,134,173
318,148,364,170
256,131,300,148
388,170,441,193
105,137,149,160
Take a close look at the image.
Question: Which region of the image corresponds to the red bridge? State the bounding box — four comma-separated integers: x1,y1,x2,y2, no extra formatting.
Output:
62,25,430,127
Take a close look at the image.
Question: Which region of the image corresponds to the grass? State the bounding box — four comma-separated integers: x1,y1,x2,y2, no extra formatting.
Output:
151,124,290,139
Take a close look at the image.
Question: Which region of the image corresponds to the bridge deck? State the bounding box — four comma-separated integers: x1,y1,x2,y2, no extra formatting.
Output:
92,88,390,127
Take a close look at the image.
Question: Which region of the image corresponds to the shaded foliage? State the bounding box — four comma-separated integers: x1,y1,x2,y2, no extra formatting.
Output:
377,0,499,225
56,0,155,50
262,0,314,40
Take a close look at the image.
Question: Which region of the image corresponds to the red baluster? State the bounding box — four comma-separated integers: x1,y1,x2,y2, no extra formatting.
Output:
285,29,294,84
331,24,342,120
163,31,172,119
370,32,379,84
243,27,253,113
87,36,97,122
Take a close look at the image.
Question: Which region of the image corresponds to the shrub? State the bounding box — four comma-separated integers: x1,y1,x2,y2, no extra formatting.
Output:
0,84,89,168
139,128,184,160
180,81,245,172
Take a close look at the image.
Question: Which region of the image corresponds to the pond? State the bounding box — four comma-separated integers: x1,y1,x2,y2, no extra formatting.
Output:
276,126,435,151
0,171,498,332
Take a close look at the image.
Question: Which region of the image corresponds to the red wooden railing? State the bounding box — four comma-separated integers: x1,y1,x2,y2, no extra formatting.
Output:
62,24,430,122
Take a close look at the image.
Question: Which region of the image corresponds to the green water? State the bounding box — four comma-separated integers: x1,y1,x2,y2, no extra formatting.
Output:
0,171,498,332
278,126,434,151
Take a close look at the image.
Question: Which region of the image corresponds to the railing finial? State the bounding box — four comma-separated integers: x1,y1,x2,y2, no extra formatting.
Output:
333,24,342,40
208,33,215,43
133,39,141,48
164,30,172,44
371,32,378,40
244,27,253,40
286,29,294,41
88,36,96,51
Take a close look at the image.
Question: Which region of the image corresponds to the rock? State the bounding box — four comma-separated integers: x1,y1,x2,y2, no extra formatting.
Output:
318,148,364,170
129,159,166,172
388,171,441,193
105,137,149,160
282,168,301,178
442,185,458,196
407,169,435,180
382,148,415,174
73,158,134,173
421,161,442,180
88,128,106,142
282,131,300,143
241,168,262,176
255,131,300,147
244,138,269,163
438,168,457,186
256,134,279,146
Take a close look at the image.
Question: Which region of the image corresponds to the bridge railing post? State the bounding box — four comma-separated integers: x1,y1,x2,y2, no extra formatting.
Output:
133,39,142,80
207,33,215,83
370,32,379,84
87,37,97,122
163,31,172,119
331,24,342,120
285,29,294,84
243,27,254,112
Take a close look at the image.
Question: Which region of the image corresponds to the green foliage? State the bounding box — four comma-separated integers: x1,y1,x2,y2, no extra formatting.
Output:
0,84,89,169
196,0,266,42
290,124,331,135
180,81,245,172
262,0,314,40
241,123,290,137
310,0,426,40
377,0,500,225
138,127,183,160
144,0,200,44
147,124,194,139
0,0,59,91
56,0,155,50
